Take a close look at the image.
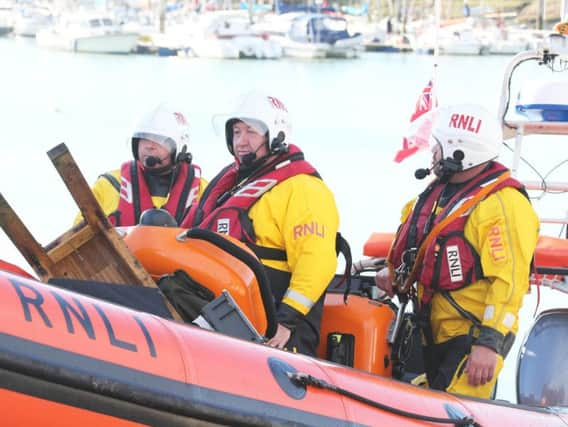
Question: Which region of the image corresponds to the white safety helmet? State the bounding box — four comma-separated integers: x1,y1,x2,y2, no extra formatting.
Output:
131,104,190,162
222,91,292,156
430,103,502,171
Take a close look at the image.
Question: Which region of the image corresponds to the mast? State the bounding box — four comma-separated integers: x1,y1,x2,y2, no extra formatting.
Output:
537,0,544,29
433,0,441,58
248,0,254,24
159,0,165,33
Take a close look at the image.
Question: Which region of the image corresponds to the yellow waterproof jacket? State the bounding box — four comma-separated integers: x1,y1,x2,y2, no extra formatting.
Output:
75,169,208,224
249,174,339,316
399,187,539,346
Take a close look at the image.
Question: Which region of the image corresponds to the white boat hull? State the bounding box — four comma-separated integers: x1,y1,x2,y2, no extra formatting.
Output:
188,36,282,59
37,31,138,54
277,36,362,59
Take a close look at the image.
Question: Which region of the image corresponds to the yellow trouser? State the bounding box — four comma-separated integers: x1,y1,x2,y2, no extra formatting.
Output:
446,353,504,399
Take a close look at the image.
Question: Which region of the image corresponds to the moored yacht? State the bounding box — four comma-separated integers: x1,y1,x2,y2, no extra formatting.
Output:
36,13,138,54
272,13,363,59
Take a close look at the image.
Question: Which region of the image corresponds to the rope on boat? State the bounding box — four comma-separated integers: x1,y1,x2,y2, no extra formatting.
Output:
288,372,480,427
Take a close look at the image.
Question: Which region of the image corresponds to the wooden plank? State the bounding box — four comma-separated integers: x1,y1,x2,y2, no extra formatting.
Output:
46,224,95,264
47,143,109,231
0,194,54,279
46,144,183,321
46,143,156,288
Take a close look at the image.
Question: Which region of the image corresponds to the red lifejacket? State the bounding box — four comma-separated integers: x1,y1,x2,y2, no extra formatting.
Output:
181,145,317,246
388,162,526,304
109,161,202,226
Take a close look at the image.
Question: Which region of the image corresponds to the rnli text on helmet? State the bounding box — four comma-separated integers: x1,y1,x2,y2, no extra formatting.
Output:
449,114,482,134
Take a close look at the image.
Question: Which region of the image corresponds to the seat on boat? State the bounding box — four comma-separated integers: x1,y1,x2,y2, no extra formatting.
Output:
122,225,277,338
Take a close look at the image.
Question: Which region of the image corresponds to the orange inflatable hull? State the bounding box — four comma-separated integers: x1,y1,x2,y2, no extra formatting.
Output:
0,269,567,426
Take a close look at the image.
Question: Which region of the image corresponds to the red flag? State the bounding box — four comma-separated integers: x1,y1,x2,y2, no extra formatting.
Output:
394,80,438,163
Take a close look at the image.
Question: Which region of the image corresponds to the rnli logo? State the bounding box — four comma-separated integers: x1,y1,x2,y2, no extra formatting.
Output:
488,225,507,262
267,96,288,112
173,112,188,126
293,222,325,240
217,218,229,234
446,245,463,282
449,114,482,134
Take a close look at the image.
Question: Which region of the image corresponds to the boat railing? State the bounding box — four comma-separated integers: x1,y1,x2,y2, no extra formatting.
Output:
498,33,568,233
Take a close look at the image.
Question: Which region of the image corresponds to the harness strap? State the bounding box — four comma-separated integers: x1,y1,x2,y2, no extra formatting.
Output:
101,173,121,192
247,243,287,261
335,233,353,303
401,171,511,292
249,233,353,304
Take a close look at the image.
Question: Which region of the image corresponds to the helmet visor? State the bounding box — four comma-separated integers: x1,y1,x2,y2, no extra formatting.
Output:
132,132,176,152
213,115,269,137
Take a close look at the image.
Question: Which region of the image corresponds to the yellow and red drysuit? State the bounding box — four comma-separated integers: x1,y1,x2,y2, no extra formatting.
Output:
185,145,339,356
388,162,539,398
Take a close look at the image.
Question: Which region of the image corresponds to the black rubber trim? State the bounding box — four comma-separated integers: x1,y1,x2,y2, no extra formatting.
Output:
535,266,568,275
184,228,277,338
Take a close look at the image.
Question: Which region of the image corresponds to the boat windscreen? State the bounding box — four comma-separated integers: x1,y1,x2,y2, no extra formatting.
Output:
517,310,568,407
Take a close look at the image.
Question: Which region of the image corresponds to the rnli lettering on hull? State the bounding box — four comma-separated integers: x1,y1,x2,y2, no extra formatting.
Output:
4,276,157,358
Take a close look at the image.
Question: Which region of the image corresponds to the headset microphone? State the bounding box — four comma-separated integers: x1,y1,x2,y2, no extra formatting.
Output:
144,155,169,168
144,156,161,167
414,168,431,180
270,131,287,154
241,143,266,166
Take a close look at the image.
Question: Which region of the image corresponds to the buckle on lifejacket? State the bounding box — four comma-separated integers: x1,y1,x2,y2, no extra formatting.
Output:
394,248,417,293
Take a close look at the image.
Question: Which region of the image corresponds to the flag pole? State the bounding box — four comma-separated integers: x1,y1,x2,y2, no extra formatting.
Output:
431,0,441,104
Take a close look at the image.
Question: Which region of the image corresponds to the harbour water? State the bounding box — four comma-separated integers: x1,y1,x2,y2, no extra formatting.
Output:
1,35,567,402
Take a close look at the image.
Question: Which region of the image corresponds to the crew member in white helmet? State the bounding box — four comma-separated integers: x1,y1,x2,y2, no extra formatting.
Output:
79,104,207,226
183,91,348,357
375,103,539,398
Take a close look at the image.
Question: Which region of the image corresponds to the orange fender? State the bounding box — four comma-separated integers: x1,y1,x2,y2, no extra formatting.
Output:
363,233,568,269
363,232,395,258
